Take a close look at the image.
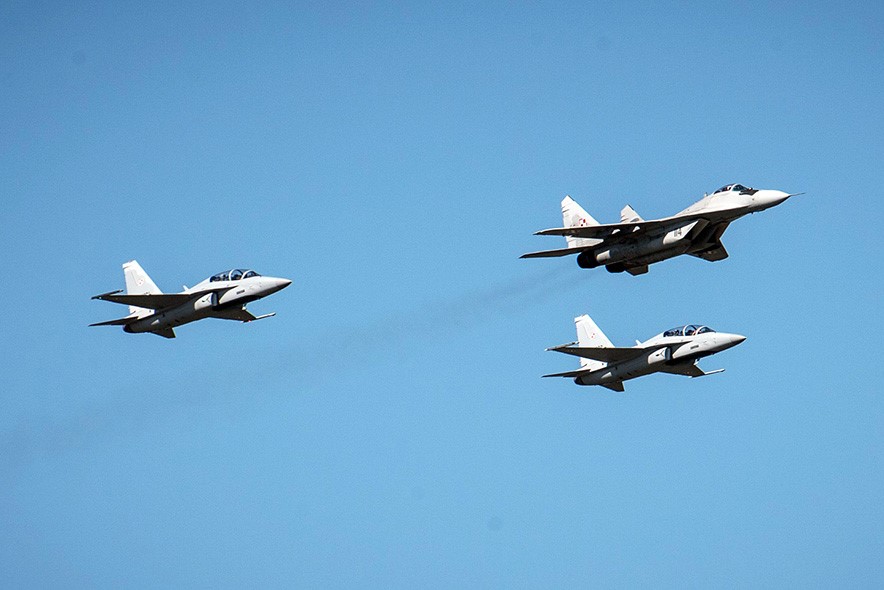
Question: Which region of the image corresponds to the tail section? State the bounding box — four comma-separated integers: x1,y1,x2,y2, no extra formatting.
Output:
122,260,161,316
574,314,613,371
561,196,599,250
620,204,644,223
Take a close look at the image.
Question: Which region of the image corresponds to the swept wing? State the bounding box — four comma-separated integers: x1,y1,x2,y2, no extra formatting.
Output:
520,246,591,259
532,210,735,241
89,316,139,327
546,341,683,363
542,367,593,378
91,286,231,310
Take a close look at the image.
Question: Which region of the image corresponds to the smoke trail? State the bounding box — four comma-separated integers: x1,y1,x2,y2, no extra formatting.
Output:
276,265,590,378
0,265,591,472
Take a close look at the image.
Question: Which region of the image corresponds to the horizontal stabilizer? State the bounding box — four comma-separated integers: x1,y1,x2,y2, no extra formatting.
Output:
520,246,590,259
547,344,653,363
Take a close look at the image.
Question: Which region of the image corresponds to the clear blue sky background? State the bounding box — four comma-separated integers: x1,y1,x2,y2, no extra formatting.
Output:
2,1,882,587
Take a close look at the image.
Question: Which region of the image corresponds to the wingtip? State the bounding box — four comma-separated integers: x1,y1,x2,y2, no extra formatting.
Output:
546,341,577,352
91,289,123,300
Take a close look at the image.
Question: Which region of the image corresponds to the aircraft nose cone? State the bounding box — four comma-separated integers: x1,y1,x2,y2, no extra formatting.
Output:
722,333,747,348
264,277,292,294
712,333,746,352
753,189,791,210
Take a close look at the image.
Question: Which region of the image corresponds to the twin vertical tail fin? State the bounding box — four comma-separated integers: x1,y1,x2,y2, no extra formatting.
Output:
619,204,643,223
561,196,599,249
574,314,613,371
122,260,161,316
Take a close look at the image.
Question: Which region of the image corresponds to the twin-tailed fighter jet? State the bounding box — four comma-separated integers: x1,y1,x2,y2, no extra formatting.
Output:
522,183,799,275
90,260,291,338
544,314,746,392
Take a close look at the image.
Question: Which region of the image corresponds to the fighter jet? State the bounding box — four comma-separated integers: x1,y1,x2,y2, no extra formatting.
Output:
90,260,291,338
544,314,746,391
522,183,800,275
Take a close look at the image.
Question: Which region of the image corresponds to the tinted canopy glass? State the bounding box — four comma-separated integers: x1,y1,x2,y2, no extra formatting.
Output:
663,325,715,337
209,269,261,282
713,183,753,194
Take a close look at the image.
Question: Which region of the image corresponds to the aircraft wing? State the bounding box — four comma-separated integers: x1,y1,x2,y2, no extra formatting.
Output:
542,367,594,378
92,287,229,310
520,246,591,259
533,217,686,239
534,211,734,241
92,292,194,310
546,343,662,363
89,316,139,327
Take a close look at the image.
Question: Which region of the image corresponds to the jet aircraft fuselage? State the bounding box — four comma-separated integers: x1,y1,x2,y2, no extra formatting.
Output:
545,315,746,392
523,183,798,275
91,261,291,338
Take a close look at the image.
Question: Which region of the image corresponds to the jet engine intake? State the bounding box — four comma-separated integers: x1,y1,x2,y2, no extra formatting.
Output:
214,287,249,309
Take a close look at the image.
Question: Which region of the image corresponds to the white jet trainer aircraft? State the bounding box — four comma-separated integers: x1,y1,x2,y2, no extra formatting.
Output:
522,183,800,275
91,260,291,338
544,314,746,391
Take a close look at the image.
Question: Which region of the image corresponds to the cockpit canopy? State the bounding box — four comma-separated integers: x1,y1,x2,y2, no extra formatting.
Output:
663,325,715,337
712,183,755,195
209,269,261,282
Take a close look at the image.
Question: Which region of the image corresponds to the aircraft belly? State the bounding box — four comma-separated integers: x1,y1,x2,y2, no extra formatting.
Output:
592,225,699,267
125,304,214,333
623,244,692,267
577,349,666,385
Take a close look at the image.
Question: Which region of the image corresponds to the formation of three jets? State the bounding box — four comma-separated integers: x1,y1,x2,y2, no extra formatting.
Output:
92,182,797,390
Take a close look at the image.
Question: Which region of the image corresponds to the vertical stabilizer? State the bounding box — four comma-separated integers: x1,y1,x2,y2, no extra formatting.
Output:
574,314,613,371
122,260,161,316
561,196,599,249
620,204,643,223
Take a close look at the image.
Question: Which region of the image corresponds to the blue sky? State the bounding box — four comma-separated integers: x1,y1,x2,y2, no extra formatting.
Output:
1,1,882,587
